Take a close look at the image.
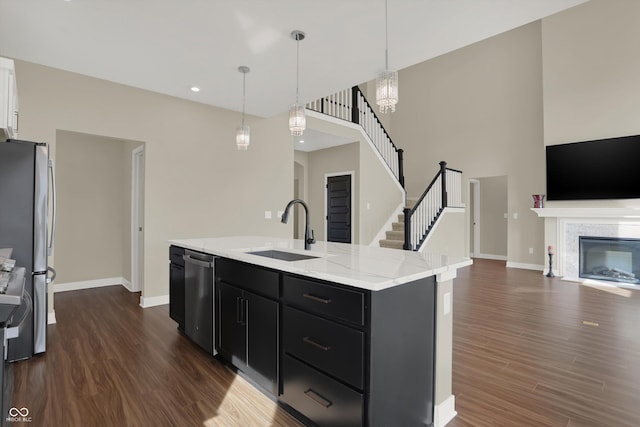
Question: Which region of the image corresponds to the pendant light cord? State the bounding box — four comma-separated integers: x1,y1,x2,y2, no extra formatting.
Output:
241,72,246,126
384,0,389,70
296,38,300,103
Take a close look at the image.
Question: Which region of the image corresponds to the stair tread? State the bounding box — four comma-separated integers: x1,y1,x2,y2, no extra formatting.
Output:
379,239,405,250
385,230,403,240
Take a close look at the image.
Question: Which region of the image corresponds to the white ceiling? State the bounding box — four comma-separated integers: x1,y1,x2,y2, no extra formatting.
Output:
0,0,587,121
293,128,356,153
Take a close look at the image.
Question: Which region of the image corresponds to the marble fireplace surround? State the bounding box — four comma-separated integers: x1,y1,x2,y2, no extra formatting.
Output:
533,208,640,283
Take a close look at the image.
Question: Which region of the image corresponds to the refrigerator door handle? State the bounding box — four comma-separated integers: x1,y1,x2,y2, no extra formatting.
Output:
48,158,56,256
46,266,56,284
33,273,47,354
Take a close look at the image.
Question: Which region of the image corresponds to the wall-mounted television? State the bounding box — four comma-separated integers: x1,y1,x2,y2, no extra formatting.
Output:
546,134,640,201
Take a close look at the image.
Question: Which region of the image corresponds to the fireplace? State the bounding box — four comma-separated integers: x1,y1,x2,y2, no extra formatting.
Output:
579,236,640,284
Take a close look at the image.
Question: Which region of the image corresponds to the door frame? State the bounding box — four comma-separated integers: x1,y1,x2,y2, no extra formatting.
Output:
469,179,480,257
131,145,145,293
324,171,355,243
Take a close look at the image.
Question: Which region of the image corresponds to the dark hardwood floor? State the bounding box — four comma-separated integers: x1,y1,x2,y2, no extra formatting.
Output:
10,259,640,426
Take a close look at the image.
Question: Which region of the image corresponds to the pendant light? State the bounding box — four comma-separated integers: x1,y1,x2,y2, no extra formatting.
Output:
376,0,398,113
289,30,306,136
236,66,250,150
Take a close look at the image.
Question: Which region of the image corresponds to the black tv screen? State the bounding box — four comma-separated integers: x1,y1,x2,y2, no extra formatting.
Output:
546,134,640,201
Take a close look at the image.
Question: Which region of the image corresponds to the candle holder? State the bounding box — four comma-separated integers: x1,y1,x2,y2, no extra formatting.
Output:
546,253,555,278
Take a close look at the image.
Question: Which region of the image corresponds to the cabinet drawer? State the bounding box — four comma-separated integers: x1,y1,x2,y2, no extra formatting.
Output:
283,276,365,326
283,306,364,390
281,354,363,427
169,245,185,266
216,258,279,300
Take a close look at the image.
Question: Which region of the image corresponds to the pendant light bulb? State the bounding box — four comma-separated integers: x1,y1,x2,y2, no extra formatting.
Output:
236,66,250,150
289,30,306,136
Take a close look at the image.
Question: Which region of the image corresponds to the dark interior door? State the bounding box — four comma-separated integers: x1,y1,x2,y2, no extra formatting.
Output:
326,175,351,243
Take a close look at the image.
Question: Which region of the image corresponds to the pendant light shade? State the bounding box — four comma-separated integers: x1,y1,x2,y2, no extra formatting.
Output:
289,30,306,136
376,0,398,113
236,124,250,150
236,66,250,150
289,103,305,136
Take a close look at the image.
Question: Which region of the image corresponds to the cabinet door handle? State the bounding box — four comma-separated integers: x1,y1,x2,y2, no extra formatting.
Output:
243,298,248,326
303,336,331,351
302,293,332,304
304,389,332,408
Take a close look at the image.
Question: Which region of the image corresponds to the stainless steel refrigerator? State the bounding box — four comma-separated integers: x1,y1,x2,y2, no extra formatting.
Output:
0,139,56,361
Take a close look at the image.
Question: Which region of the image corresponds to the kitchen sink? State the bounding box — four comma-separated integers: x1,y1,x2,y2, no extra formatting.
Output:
247,250,319,262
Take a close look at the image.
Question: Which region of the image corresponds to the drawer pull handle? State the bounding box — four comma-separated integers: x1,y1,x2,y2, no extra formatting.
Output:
303,293,332,304
303,336,331,351
304,389,332,408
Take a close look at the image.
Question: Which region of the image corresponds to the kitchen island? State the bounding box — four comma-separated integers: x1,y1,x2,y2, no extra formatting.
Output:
169,236,471,427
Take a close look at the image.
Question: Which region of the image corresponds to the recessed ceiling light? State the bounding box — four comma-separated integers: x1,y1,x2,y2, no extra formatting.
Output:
299,140,304,143
190,86,200,93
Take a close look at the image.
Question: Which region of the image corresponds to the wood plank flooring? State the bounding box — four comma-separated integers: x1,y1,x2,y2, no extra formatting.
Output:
10,259,640,426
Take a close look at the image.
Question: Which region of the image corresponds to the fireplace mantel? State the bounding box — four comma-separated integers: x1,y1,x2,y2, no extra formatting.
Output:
532,207,640,219
532,207,640,284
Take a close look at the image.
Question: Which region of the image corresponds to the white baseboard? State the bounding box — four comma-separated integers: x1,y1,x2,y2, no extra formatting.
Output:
506,262,544,271
139,294,169,308
475,253,507,261
48,311,56,324
54,277,132,293
434,395,457,427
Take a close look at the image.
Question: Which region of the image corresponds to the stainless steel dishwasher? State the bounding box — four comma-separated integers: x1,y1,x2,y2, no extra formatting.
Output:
183,249,216,355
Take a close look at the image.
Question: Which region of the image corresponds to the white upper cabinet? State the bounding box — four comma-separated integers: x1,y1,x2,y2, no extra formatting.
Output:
0,57,18,140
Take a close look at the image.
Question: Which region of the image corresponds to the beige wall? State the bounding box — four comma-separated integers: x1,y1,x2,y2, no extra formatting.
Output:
380,21,545,266
421,209,466,257
542,0,640,211
478,176,508,257
16,61,293,311
307,142,359,243
55,131,142,284
358,135,405,245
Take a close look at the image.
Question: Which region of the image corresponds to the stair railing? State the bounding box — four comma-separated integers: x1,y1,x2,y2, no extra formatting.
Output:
403,161,463,251
306,86,404,187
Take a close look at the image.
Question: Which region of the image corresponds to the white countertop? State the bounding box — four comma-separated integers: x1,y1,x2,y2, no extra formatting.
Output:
169,236,472,291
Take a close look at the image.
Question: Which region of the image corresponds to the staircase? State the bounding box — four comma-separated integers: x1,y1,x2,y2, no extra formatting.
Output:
306,87,463,251
379,198,416,249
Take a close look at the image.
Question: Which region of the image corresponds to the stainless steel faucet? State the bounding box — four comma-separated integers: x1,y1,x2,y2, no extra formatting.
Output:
281,199,315,250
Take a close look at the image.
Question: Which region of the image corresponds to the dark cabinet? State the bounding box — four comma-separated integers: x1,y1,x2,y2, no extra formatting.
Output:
169,246,185,330
281,273,437,427
216,259,279,395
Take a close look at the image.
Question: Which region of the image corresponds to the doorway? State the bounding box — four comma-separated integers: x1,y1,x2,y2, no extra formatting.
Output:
131,146,145,292
469,176,508,260
469,179,480,257
325,172,353,243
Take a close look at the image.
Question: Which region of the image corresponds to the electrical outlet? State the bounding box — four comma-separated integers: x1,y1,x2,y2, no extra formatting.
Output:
277,210,284,219
513,213,518,219
529,247,534,254
264,211,272,219
504,213,508,219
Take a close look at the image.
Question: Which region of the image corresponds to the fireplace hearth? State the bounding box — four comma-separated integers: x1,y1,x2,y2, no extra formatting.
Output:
579,236,640,285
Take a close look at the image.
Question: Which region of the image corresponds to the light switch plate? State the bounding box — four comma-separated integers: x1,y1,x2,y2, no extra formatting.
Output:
264,211,272,219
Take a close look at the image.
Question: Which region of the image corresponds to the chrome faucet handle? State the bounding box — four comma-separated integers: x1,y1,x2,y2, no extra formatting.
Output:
308,229,316,244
